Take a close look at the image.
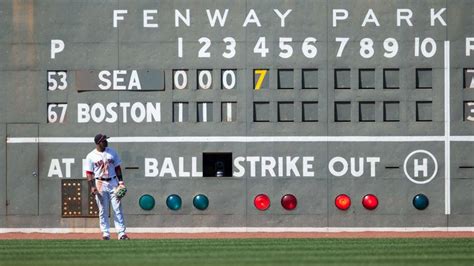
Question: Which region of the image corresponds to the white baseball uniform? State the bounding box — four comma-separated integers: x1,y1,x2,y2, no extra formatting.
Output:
85,147,126,239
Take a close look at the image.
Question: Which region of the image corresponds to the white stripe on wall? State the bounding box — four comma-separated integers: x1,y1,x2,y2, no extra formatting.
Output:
444,41,451,215
451,136,474,142
6,136,457,144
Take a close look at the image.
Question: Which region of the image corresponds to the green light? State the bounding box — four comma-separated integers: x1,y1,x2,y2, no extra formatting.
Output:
412,194,429,210
166,194,182,211
139,194,155,211
193,194,209,210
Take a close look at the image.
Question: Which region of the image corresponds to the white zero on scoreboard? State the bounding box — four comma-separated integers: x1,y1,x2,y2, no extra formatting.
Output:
198,70,212,90
172,69,237,90
222,70,236,90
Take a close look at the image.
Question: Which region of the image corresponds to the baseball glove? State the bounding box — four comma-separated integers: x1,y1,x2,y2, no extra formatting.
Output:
114,184,127,199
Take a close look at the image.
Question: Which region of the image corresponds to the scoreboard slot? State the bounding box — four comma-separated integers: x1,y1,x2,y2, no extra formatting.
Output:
382,69,400,89
358,69,375,89
203,153,233,177
415,69,433,89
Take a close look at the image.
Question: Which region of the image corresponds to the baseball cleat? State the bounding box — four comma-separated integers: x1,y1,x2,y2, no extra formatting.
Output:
102,236,110,240
119,234,130,240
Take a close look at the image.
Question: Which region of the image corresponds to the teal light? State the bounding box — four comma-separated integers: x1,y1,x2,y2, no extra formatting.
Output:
193,194,209,210
412,194,429,210
166,194,182,210
139,194,155,211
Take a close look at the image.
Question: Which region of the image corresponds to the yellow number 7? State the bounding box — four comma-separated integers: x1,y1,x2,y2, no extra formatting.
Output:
254,69,267,90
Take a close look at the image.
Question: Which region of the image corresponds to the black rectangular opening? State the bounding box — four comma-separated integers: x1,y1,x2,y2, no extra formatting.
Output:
334,68,351,89
253,102,270,122
415,68,432,89
383,101,400,122
358,101,376,122
464,68,474,89
464,101,474,121
203,153,233,177
358,69,375,89
277,69,294,89
416,101,432,122
302,68,318,89
334,101,351,122
383,68,400,89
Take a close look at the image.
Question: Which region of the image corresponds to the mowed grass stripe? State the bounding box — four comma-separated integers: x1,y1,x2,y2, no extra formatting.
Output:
0,238,472,266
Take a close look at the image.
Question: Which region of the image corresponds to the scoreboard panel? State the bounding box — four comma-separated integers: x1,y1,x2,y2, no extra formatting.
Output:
0,0,473,230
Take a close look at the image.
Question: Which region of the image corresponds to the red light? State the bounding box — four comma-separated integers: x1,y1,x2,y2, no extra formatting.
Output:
281,194,297,210
362,194,378,210
335,194,351,210
254,194,270,211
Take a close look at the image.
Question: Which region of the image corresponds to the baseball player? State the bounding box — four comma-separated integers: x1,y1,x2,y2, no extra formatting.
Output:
86,134,129,240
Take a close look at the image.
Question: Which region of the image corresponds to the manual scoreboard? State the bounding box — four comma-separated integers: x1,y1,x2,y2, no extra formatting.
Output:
1,0,473,229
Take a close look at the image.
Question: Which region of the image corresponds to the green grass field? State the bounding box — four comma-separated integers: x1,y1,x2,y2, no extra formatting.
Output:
0,238,472,266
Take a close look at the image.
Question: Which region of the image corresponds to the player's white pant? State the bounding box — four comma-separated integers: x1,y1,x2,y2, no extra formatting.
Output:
95,179,126,238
